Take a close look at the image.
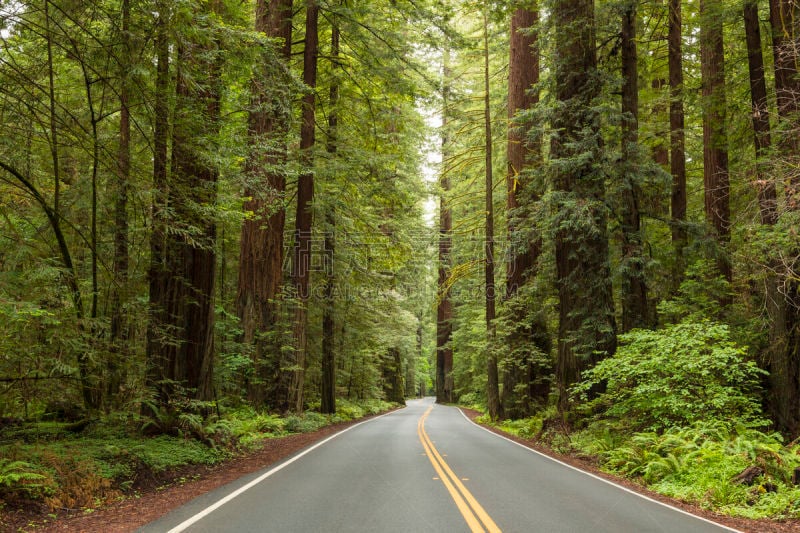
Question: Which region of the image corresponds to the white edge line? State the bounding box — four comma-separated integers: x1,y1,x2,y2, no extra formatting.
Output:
167,409,400,533
457,408,743,533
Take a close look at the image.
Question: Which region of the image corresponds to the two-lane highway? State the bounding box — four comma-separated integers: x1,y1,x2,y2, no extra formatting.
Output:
140,398,737,532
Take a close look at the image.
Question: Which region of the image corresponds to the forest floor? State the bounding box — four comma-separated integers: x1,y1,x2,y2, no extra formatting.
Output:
2,406,798,532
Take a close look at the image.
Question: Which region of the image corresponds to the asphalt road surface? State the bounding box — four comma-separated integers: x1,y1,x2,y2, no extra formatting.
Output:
140,398,737,533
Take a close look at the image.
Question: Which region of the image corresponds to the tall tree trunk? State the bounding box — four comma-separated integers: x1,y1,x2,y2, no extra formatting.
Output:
650,79,669,169
236,0,293,409
552,0,616,414
744,0,777,225
74,34,103,410
483,10,503,421
320,19,340,416
173,1,221,403
436,50,453,404
108,0,131,407
145,0,173,409
669,0,687,290
502,4,549,418
769,0,800,163
620,0,650,332
767,0,800,436
290,0,319,413
382,347,405,403
700,0,731,284
146,0,220,408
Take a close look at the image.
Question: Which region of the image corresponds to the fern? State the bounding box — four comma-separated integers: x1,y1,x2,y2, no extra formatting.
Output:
0,459,47,492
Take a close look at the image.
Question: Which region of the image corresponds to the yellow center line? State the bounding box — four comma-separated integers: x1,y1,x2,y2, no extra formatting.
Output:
417,406,502,533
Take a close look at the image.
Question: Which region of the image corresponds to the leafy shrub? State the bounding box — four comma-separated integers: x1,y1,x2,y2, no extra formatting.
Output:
334,401,365,422
574,320,766,432
498,417,543,439
125,436,227,473
0,459,49,499
571,421,800,519
457,392,484,411
284,412,327,433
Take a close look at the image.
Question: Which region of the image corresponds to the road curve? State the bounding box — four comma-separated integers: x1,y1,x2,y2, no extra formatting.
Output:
139,398,736,532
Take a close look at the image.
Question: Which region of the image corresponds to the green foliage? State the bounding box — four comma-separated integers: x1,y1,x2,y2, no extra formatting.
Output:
225,407,287,447
0,397,397,508
497,416,544,439
572,422,800,519
284,412,328,434
0,459,48,498
657,260,733,323
574,319,766,432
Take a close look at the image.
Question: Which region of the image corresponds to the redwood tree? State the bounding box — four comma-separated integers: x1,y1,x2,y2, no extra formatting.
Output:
743,0,775,225
668,0,687,289
236,0,293,408
484,8,502,421
700,0,731,284
767,0,800,435
436,50,454,404
146,0,221,407
551,0,616,413
503,3,550,417
289,0,320,413
320,18,340,415
619,0,650,332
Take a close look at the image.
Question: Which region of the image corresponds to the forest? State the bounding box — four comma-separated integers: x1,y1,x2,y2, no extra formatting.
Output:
1,0,800,524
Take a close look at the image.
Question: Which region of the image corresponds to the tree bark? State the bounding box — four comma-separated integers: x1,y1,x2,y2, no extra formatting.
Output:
484,10,503,421
744,0,777,225
320,20,340,416
108,0,131,407
436,49,453,404
620,0,651,332
669,0,687,291
502,4,550,418
767,0,800,436
552,0,616,414
236,0,293,409
145,0,173,410
146,0,220,409
700,0,732,284
289,0,319,413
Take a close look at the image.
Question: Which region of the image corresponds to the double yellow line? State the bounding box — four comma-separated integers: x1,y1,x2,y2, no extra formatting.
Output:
417,406,501,533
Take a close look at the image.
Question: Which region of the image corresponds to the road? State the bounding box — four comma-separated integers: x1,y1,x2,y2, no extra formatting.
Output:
140,398,736,533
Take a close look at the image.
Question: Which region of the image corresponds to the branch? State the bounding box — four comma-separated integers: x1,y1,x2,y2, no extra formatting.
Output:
0,160,84,319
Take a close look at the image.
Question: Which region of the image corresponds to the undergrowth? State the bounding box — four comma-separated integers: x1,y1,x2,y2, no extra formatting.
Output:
0,398,396,513
477,319,800,520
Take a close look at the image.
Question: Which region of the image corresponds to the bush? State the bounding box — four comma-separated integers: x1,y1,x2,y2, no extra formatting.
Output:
498,417,543,439
570,421,800,519
0,459,49,500
574,320,766,432
284,412,327,433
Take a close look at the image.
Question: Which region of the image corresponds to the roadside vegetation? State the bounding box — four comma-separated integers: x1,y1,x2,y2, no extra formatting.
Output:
474,317,800,520
0,399,395,517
